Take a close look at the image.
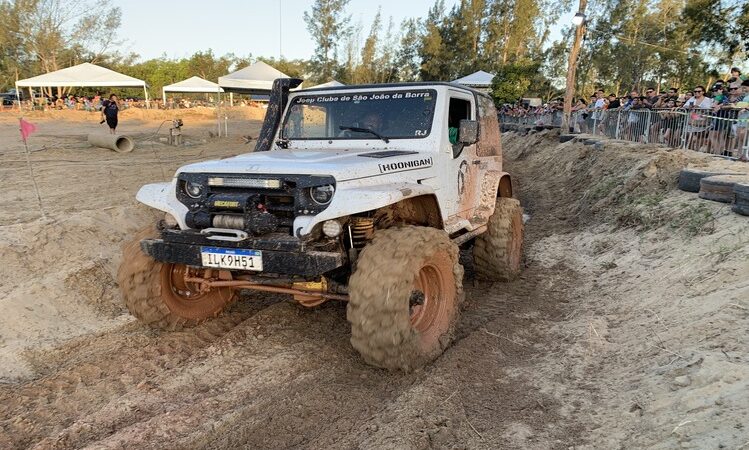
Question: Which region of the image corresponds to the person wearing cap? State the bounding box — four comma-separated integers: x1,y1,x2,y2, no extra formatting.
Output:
712,84,727,103
607,93,620,109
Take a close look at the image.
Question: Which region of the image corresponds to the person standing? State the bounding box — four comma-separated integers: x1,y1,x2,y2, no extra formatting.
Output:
100,94,120,134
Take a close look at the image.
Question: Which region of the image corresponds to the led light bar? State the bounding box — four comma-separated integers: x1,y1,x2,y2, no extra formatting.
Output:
207,177,282,189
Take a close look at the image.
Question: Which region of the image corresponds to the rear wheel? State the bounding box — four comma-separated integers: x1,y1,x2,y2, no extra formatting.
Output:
117,227,236,330
473,197,524,281
347,226,463,371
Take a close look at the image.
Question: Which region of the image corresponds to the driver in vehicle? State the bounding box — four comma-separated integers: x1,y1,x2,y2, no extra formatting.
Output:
339,111,389,141
359,112,383,132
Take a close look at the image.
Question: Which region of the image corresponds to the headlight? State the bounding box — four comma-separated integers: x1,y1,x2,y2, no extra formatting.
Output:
322,220,342,237
184,181,203,198
310,185,334,205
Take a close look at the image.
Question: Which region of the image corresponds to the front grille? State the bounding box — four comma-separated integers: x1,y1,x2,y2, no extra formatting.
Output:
177,173,336,237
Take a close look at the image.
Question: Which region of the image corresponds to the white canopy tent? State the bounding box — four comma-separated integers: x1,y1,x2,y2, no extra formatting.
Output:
303,80,345,90
15,62,150,108
163,76,225,136
219,61,290,106
218,61,289,93
453,70,495,92
162,76,223,104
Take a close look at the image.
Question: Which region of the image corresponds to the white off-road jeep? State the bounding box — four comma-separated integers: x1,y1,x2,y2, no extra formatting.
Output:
118,78,523,370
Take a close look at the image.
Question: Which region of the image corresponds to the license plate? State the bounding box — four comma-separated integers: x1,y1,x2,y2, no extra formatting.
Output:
200,247,263,271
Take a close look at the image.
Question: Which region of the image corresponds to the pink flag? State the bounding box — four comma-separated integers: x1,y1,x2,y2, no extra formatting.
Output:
19,118,37,142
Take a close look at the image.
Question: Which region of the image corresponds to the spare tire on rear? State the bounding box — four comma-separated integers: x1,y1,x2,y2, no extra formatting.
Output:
678,168,739,193
699,175,749,203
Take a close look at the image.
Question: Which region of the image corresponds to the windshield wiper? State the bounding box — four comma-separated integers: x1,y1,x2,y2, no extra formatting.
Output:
339,125,390,143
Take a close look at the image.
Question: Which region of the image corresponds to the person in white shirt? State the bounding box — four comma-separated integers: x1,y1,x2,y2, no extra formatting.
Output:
685,86,714,151
684,86,714,109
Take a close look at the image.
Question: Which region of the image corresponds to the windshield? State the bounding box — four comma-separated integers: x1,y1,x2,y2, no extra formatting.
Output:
281,89,437,141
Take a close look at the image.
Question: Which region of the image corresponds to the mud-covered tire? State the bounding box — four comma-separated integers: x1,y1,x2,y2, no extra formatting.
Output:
678,168,739,193
699,175,749,203
347,226,464,371
117,227,236,330
473,197,524,281
732,182,749,216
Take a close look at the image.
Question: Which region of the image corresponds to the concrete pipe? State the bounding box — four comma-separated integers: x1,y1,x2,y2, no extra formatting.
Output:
87,134,135,153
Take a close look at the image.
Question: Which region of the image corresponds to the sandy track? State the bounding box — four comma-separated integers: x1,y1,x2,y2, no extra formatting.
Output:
1,116,747,448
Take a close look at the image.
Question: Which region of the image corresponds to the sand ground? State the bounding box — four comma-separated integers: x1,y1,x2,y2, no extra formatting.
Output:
0,110,747,449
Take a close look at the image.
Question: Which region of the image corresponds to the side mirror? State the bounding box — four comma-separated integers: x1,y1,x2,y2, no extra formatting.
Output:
458,119,478,145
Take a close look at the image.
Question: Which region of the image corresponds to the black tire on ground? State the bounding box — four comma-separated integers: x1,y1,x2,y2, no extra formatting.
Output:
473,197,524,282
117,227,236,330
560,134,576,143
678,168,740,193
347,226,464,371
732,202,749,216
699,175,749,203
732,182,749,216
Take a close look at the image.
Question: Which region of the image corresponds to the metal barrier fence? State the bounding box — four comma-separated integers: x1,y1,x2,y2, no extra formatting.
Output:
499,111,563,129
500,108,749,160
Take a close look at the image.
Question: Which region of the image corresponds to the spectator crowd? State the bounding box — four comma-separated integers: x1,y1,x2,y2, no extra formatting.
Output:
500,67,749,159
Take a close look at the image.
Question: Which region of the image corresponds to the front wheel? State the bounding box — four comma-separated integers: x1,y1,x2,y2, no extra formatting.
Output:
347,226,464,371
117,228,236,330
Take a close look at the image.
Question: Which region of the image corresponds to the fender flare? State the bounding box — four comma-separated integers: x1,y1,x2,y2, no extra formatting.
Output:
293,182,442,237
136,181,189,229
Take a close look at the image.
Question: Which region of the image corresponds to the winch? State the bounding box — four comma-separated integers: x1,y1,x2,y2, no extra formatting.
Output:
185,192,287,236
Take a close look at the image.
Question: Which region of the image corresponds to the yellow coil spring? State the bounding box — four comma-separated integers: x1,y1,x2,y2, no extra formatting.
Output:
350,217,374,248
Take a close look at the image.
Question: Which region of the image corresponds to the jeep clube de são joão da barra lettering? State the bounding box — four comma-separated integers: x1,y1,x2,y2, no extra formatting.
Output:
118,78,524,370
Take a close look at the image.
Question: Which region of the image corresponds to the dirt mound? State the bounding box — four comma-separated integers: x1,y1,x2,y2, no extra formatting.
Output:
503,130,749,448
1,119,748,449
4,106,267,124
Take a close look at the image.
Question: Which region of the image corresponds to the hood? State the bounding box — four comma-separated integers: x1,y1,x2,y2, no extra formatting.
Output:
177,149,436,181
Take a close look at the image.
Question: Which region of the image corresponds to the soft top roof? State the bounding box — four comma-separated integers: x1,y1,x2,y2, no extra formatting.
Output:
294,81,491,100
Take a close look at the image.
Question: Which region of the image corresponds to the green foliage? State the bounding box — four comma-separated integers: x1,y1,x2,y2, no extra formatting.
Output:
395,19,422,82
303,0,351,84
0,0,742,102
0,0,122,92
571,0,744,97
490,60,542,104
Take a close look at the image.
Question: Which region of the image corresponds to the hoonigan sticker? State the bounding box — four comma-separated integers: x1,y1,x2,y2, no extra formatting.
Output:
378,157,433,173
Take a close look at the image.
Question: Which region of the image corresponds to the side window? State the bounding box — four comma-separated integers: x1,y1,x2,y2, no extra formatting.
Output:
476,96,501,157
448,97,471,157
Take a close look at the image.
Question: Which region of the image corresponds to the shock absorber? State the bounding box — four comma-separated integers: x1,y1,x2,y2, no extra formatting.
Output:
349,217,374,248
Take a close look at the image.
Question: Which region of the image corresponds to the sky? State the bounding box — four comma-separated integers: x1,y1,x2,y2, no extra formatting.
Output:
113,0,573,63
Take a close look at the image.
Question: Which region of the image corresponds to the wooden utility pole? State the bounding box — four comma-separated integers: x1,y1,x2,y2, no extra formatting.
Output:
562,0,588,133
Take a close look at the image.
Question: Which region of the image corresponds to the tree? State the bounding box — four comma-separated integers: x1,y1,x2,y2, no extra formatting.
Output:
490,60,541,104
444,0,486,77
0,0,122,93
352,8,382,84
419,0,450,80
395,18,421,82
304,0,351,83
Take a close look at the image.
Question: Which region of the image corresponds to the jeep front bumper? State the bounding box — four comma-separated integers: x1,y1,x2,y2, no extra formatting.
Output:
141,230,345,277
